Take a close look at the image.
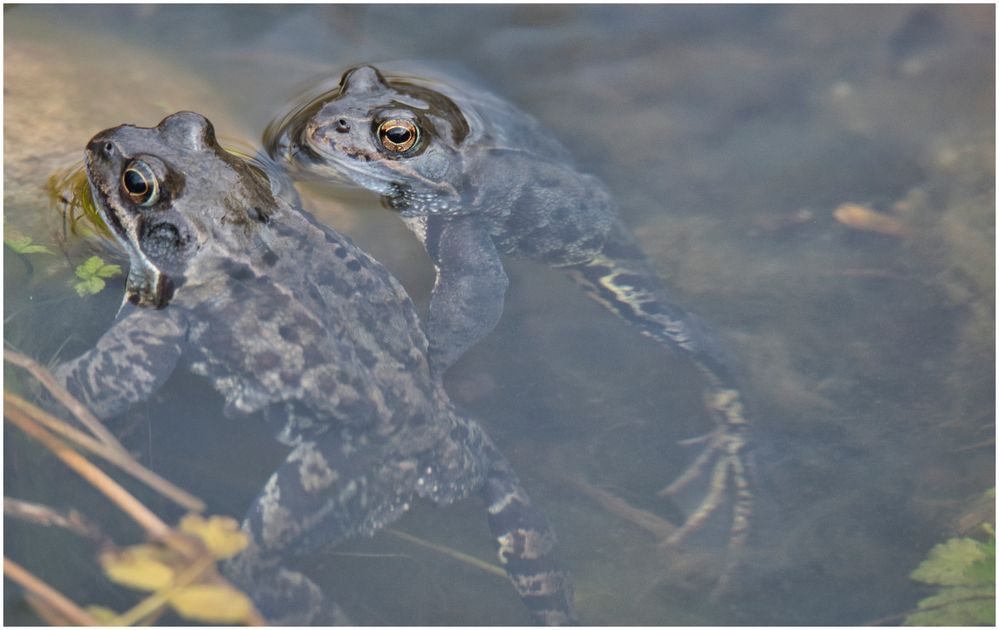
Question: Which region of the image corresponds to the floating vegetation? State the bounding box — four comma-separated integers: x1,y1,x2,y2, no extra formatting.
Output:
4,232,55,256
72,255,122,297
3,348,263,626
95,519,254,626
47,164,112,241
903,501,995,626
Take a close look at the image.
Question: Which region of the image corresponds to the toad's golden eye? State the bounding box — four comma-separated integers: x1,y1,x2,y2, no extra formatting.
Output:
121,160,159,206
377,119,419,153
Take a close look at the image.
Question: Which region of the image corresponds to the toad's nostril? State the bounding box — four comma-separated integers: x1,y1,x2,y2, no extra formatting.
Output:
104,142,114,154
335,118,350,133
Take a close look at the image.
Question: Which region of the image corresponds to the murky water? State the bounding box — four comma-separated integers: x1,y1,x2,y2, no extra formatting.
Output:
4,5,994,625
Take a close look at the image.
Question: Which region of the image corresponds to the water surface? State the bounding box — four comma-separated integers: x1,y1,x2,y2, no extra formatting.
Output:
4,5,994,625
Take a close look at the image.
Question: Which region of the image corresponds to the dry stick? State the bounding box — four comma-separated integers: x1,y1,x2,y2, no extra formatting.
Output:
3,347,129,457
4,408,263,623
3,497,104,542
5,392,205,513
3,557,99,626
385,528,507,579
5,377,264,626
564,474,677,540
4,405,172,541
24,592,79,626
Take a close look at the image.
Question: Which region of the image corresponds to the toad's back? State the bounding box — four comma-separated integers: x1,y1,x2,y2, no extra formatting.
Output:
176,206,439,437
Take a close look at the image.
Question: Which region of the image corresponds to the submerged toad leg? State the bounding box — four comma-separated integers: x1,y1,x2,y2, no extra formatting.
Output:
563,221,753,584
416,214,509,374
480,452,576,625
55,305,187,419
223,432,420,625
423,414,576,625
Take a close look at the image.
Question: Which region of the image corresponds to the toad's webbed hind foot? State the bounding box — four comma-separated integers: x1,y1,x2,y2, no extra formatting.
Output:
657,387,753,597
564,222,755,591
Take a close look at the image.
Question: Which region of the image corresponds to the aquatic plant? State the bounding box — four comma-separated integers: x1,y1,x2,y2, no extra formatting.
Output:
4,232,55,256
904,500,995,626
3,349,263,625
72,255,122,297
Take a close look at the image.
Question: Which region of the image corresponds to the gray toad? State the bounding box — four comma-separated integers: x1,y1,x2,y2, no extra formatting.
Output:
54,111,575,625
267,65,754,574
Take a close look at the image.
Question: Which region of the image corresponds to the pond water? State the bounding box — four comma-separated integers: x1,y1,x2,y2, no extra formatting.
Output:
4,4,994,625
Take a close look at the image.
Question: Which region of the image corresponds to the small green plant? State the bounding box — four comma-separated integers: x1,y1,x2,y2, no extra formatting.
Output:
905,522,995,625
73,255,122,297
4,233,55,255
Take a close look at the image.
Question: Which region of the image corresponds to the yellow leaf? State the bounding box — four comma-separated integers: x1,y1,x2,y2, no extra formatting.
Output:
99,545,176,591
179,514,249,560
84,605,119,624
168,584,253,624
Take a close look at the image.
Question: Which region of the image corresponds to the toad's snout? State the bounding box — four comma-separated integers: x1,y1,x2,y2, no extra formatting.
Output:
305,116,351,147
305,120,333,147
85,136,117,165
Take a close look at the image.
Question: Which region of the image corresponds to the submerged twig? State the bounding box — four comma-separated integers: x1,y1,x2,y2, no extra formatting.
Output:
3,557,100,626
4,405,172,541
385,528,507,579
4,497,105,543
564,474,676,540
5,392,205,513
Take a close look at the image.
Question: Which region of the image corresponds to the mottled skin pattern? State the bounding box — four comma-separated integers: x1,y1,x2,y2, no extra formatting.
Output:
267,65,755,585
54,112,574,625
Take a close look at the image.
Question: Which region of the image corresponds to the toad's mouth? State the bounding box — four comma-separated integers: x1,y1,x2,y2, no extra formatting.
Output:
282,135,398,198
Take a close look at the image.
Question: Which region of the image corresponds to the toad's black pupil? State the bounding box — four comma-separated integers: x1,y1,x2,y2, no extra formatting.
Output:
386,126,411,144
124,170,148,195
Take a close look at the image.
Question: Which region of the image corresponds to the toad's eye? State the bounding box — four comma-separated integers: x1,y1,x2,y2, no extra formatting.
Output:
377,119,419,153
121,160,159,206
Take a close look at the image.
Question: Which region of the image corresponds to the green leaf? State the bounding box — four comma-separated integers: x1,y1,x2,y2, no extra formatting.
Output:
96,263,123,278
4,234,55,255
904,585,995,626
964,536,995,584
75,256,104,278
73,256,122,296
911,537,991,586
74,276,105,297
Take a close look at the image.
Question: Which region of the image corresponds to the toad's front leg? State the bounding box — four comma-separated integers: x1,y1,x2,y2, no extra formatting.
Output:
409,213,508,374
55,304,187,419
